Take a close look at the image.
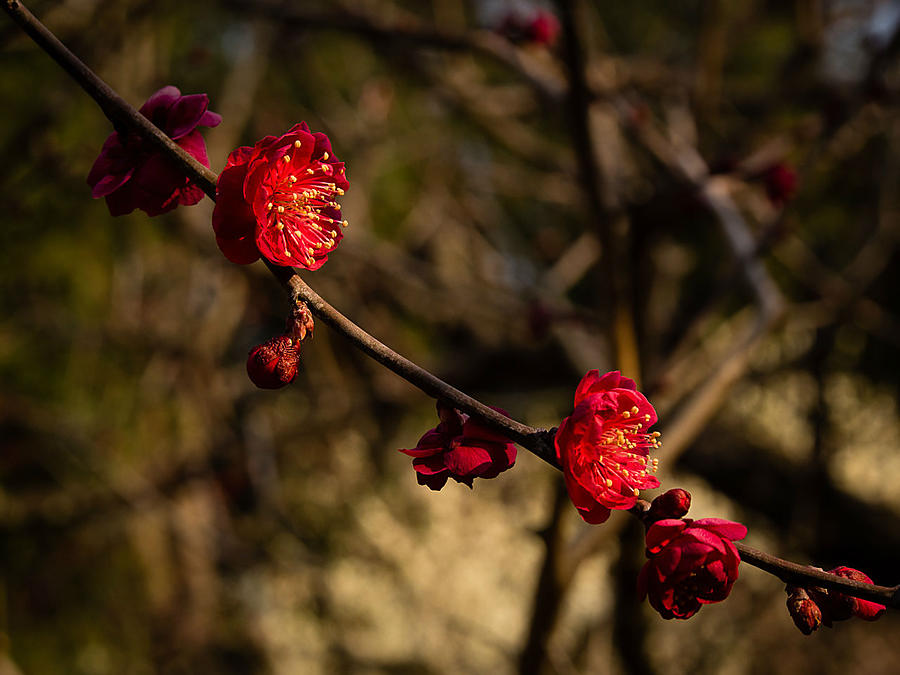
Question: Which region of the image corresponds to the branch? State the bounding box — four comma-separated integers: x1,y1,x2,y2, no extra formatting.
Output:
630,502,900,608
556,0,641,377
225,0,566,100
269,264,558,466
4,0,895,615
0,0,558,469
734,542,900,608
1,0,217,199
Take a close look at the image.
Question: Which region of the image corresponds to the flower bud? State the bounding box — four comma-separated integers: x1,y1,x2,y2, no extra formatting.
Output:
648,488,692,520
786,586,823,635
291,302,315,342
246,335,299,389
817,566,887,623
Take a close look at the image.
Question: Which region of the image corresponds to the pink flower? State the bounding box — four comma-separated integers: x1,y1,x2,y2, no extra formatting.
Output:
212,122,349,269
638,518,748,620
87,85,221,216
497,8,560,46
526,10,560,45
399,402,517,490
554,370,661,524
246,335,299,389
808,566,886,626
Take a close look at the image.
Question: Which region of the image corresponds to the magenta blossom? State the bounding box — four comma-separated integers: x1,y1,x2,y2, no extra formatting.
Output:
399,402,517,490
555,370,661,524
497,7,560,46
87,85,221,216
638,517,748,620
808,566,887,627
212,122,348,269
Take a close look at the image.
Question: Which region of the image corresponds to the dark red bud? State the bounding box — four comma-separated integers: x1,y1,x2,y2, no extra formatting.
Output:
825,566,886,622
648,488,692,520
786,586,823,635
247,335,299,389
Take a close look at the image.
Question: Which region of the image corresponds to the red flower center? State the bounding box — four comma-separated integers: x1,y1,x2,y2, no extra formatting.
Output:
587,405,660,497
264,143,348,267
673,574,704,610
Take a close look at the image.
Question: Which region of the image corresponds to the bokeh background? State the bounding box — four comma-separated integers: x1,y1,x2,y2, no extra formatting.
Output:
2,0,900,673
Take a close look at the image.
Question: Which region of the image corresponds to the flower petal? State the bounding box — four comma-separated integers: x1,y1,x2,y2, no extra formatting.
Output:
444,444,493,477
646,520,688,553
398,428,448,457
87,133,135,197
226,145,254,169
855,599,886,621
215,234,260,265
412,455,448,476
573,369,602,404
655,544,684,577
213,164,254,239
681,527,729,555
477,444,516,479
175,183,205,208
576,501,611,524
691,518,748,542
104,181,139,216
573,370,639,405
90,168,134,199
563,469,611,523
176,130,211,169
139,85,181,118
462,407,513,444
167,93,212,139
417,471,449,491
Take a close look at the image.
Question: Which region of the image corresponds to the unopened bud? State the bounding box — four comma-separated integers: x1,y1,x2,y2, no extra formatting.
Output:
825,566,886,622
648,488,692,520
786,586,823,635
291,301,315,341
247,335,299,389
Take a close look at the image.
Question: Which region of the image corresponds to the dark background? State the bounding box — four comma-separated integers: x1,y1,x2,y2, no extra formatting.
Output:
1,0,899,673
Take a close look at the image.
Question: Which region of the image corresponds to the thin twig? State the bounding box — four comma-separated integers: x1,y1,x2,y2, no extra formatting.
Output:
224,0,567,100
734,542,900,607
1,0,559,469
268,263,559,466
1,0,217,199
4,0,896,612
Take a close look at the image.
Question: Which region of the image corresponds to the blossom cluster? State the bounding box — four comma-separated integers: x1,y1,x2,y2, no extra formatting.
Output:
84,86,887,633
88,87,349,272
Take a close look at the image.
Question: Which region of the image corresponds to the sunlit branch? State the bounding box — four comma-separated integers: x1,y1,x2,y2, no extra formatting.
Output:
4,0,897,612
1,0,217,199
